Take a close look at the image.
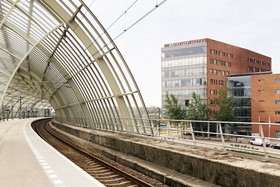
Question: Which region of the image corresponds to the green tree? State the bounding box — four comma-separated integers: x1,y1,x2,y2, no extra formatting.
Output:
163,94,186,120
187,92,210,120
212,90,237,121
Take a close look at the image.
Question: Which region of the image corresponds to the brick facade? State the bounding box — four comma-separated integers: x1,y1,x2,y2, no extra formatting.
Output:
251,74,280,137
206,38,271,112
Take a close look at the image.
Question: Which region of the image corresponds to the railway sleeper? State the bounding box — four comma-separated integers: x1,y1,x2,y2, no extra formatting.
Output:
104,180,133,187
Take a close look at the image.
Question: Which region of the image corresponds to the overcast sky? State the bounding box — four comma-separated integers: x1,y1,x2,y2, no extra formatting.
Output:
89,0,280,107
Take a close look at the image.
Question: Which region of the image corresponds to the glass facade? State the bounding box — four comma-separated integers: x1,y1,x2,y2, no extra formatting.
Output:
162,46,207,58
227,76,252,122
161,43,207,107
276,131,280,139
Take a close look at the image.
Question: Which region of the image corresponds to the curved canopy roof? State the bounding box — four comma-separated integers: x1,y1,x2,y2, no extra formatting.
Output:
0,0,152,134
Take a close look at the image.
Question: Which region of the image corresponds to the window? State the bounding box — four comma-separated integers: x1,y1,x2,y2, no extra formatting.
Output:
214,90,218,95
213,59,217,64
276,131,280,139
219,80,224,85
275,89,280,94
193,78,203,85
162,46,206,58
210,89,213,95
276,78,280,83
275,111,280,115
275,100,280,104
267,62,271,67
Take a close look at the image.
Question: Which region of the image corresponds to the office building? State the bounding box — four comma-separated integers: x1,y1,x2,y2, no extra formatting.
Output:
227,72,280,138
161,38,271,115
251,73,280,138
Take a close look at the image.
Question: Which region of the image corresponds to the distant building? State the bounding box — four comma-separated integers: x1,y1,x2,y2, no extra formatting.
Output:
227,72,280,138
161,38,271,116
251,73,280,138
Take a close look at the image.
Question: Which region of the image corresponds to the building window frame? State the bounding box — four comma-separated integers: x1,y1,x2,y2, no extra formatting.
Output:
275,100,280,104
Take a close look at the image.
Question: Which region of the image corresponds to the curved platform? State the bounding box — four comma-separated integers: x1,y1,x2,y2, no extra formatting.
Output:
0,118,104,187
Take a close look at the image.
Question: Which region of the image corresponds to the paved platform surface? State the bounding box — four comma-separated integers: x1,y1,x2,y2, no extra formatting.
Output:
0,118,104,187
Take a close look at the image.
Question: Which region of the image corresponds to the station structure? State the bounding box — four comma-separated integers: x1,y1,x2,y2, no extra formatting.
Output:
0,0,152,135
1,1,280,187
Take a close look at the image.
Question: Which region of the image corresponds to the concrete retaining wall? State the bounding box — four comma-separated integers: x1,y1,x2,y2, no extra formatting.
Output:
52,121,280,187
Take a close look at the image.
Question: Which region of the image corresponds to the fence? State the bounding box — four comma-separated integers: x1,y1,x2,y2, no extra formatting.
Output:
54,116,280,161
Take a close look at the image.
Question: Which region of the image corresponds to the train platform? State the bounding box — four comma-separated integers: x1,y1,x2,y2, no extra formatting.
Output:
0,118,104,187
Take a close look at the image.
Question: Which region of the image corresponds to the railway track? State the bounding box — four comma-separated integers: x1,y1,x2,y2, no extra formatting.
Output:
32,119,166,187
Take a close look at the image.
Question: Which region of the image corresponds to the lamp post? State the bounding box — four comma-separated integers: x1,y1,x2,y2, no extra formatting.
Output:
19,96,22,119
269,116,271,138
155,107,161,135
156,107,161,125
11,103,13,119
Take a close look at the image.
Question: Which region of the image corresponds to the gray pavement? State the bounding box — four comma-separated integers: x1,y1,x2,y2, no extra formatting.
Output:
0,118,104,187
0,118,54,187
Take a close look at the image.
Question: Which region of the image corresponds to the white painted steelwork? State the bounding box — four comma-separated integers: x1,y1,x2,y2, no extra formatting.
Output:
0,0,151,135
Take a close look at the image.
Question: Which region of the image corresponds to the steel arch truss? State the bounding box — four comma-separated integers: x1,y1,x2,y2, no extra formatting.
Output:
0,0,152,135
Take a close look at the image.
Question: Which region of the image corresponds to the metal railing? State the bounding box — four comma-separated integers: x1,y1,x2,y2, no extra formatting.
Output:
53,116,280,161
152,119,280,161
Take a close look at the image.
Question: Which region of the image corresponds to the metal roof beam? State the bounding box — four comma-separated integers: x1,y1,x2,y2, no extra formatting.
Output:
69,4,83,23
26,0,34,76
0,23,64,108
0,45,22,60
0,0,20,29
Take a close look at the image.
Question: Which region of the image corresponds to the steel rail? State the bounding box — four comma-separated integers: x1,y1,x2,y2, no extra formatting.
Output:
32,119,155,187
